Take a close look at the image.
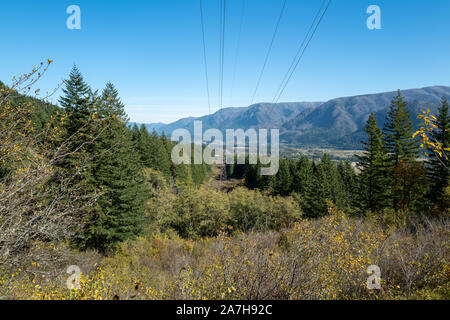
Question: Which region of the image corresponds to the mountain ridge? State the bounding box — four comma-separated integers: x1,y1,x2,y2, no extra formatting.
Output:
137,86,450,149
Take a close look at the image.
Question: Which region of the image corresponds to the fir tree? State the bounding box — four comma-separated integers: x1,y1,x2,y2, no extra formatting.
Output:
383,90,419,164
291,156,315,214
427,96,450,209
59,65,95,138
57,66,99,245
320,154,345,210
272,159,293,196
243,161,262,190
85,82,148,252
292,156,314,196
308,161,332,218
337,160,359,212
357,113,390,212
383,91,424,211
138,126,172,180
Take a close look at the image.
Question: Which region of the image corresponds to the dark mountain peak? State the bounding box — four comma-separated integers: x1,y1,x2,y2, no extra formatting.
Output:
144,101,322,134
281,85,450,148
141,86,449,149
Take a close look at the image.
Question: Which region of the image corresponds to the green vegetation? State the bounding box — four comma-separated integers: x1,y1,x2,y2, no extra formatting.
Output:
357,113,390,212
426,97,450,211
230,91,448,219
3,209,448,300
0,64,448,300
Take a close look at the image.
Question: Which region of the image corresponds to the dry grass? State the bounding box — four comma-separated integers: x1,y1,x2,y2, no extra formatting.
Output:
2,209,448,300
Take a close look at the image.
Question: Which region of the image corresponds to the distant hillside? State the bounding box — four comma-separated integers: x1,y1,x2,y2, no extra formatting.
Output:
142,102,322,135
138,86,450,149
281,86,450,148
0,81,60,132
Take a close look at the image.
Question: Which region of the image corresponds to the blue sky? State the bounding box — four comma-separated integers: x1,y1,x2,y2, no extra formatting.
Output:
0,0,449,123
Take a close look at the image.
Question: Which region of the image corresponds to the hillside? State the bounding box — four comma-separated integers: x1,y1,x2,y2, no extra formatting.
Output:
141,86,450,149
140,102,322,136
281,86,450,148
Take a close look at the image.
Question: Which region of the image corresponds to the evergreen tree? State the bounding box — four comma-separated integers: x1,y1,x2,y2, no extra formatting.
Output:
291,156,315,214
131,125,208,187
272,159,293,196
57,66,99,244
160,132,193,185
138,126,172,180
357,113,390,212
86,82,148,252
320,154,345,210
383,91,424,211
383,91,419,164
308,161,332,218
243,161,262,190
292,156,314,196
427,96,450,209
337,160,359,212
59,65,95,139
190,147,208,186
131,123,141,144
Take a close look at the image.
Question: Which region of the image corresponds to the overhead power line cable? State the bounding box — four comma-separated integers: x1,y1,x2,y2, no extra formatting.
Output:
250,0,288,105
200,0,211,114
230,0,246,108
273,0,332,103
272,0,327,103
219,0,227,110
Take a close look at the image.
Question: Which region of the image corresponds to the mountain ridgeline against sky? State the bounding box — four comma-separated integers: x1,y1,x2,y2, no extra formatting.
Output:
138,86,450,149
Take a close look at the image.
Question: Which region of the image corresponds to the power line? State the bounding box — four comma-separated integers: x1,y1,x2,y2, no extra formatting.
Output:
230,0,246,108
219,0,227,110
272,0,327,103
250,0,288,105
273,0,332,103
200,0,211,114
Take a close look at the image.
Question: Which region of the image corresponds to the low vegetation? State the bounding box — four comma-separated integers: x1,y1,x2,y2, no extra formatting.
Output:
0,63,448,300
2,207,448,300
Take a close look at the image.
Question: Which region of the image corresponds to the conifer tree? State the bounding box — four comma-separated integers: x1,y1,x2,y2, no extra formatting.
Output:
383,91,425,211
357,113,390,212
59,65,95,139
308,161,332,218
57,66,99,244
85,82,147,252
383,91,419,164
427,96,450,208
292,156,314,196
153,130,172,179
272,159,293,196
291,156,315,214
320,154,345,210
138,126,172,180
337,160,359,212
243,161,262,190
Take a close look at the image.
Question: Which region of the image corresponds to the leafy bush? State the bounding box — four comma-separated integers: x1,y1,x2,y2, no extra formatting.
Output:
146,186,302,239
3,212,447,300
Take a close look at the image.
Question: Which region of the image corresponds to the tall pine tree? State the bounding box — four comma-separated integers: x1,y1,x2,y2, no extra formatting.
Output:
427,96,450,209
383,91,426,211
308,161,332,218
320,154,346,210
86,82,148,252
57,66,99,244
383,91,420,164
357,113,390,212
337,160,359,213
